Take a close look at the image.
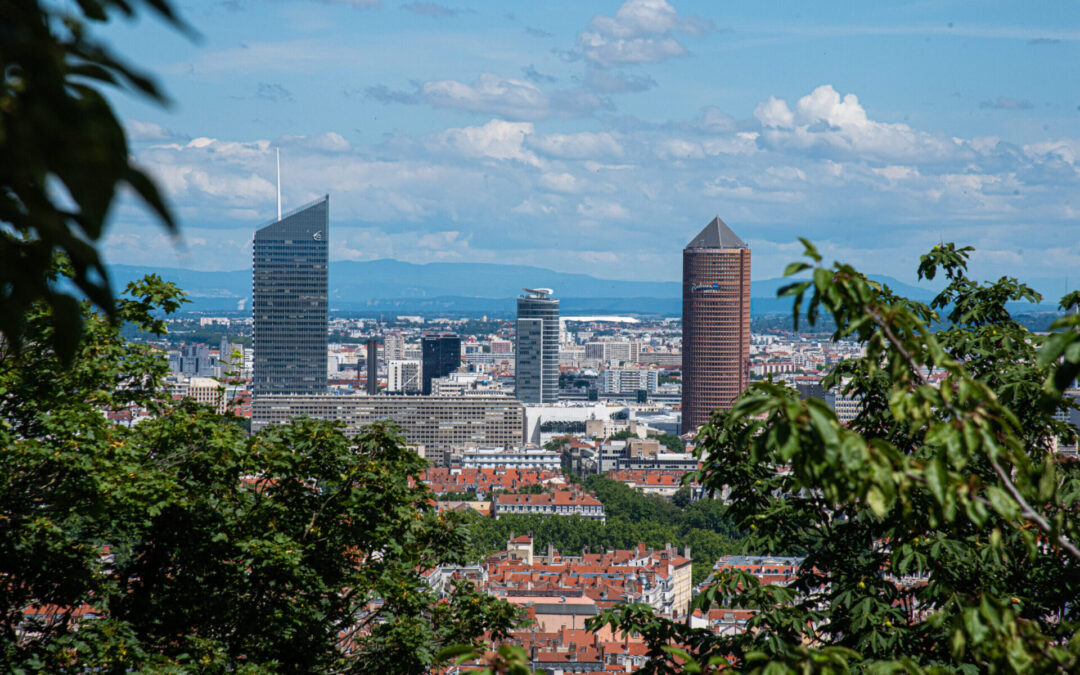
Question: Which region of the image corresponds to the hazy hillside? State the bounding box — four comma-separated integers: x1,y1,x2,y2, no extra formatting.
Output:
108,260,1058,315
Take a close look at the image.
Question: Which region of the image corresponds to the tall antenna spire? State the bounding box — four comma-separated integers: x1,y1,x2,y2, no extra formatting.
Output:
276,147,282,220
274,147,282,220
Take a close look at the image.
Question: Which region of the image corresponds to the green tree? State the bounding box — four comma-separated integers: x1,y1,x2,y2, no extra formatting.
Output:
1,0,184,359
590,241,1080,674
0,277,520,672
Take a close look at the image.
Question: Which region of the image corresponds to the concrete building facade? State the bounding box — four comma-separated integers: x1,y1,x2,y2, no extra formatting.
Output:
252,395,526,450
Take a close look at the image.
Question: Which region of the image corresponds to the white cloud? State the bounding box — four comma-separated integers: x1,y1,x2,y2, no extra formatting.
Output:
434,119,540,166
577,0,711,67
126,119,185,143
756,85,953,162
421,73,605,121
511,198,557,216
1023,139,1080,165
655,133,758,160
530,131,624,159
279,132,351,153
754,96,795,129
539,172,582,193
577,197,629,219
872,165,920,181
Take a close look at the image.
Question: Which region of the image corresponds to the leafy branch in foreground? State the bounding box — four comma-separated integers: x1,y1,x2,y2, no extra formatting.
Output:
590,241,1080,674
1,0,191,359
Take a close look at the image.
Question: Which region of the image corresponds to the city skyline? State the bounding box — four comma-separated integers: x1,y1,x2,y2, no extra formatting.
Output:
97,0,1078,292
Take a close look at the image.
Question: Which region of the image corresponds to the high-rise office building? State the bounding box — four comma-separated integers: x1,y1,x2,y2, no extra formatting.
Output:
365,338,378,395
421,333,461,395
681,217,751,434
252,195,329,396
515,288,559,403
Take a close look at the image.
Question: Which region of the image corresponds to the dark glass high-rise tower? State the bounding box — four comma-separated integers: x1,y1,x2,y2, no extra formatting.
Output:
421,333,461,395
681,217,750,434
515,288,559,404
252,195,329,396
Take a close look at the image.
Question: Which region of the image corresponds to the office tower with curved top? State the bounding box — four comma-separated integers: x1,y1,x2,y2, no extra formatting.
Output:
681,217,750,434
516,288,559,403
252,195,329,396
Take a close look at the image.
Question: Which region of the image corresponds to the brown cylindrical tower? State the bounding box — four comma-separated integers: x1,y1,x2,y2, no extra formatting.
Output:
681,217,751,435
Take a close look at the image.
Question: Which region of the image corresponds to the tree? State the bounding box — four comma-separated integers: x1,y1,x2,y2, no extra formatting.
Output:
0,276,520,672
2,0,185,360
590,241,1080,674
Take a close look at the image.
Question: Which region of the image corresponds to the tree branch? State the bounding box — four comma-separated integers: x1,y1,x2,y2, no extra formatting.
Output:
988,457,1080,562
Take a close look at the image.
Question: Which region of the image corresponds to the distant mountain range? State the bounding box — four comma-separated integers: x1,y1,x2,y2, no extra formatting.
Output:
107,260,1059,315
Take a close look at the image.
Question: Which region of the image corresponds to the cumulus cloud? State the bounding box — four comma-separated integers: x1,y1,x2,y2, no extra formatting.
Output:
754,96,795,129
755,85,953,162
420,73,608,120
434,119,540,165
577,0,712,68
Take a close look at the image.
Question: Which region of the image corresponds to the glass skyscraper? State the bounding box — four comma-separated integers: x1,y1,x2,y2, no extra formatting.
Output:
421,333,461,395
515,288,559,403
252,195,329,396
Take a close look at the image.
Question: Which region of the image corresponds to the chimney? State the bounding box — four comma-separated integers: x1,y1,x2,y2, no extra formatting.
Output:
683,545,691,560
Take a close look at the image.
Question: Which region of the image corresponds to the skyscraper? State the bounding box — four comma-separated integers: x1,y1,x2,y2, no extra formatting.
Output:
681,217,751,434
252,195,329,396
516,288,559,403
365,338,378,395
421,333,461,395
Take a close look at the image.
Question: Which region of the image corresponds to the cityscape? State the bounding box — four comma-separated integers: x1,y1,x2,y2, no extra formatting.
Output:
4,0,1080,673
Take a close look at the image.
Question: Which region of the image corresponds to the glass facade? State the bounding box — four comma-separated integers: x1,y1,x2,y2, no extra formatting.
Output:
515,292,560,403
422,333,461,395
252,196,329,396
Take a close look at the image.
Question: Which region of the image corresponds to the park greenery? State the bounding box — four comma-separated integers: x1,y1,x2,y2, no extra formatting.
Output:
589,242,1080,674
0,274,521,672
610,428,688,453
464,476,741,584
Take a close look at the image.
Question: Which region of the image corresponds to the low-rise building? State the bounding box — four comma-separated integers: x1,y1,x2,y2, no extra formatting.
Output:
492,490,605,521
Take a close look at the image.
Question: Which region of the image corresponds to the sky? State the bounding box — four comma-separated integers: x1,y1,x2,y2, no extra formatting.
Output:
99,0,1080,295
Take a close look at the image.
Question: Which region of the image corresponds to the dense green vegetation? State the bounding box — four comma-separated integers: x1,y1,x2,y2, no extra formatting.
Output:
0,276,521,672
591,243,1080,673
610,429,686,452
465,477,741,584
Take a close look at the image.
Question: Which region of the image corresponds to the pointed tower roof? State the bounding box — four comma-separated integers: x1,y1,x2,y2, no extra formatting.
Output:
685,216,747,250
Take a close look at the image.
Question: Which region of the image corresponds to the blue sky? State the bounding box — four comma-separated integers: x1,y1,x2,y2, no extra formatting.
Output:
101,0,1079,295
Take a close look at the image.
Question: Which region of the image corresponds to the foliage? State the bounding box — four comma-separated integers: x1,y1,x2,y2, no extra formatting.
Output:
1,0,186,359
589,241,1080,673
610,429,686,452
0,279,521,672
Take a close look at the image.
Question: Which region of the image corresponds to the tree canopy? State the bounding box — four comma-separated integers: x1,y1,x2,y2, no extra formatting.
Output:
590,241,1080,674
0,276,520,672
